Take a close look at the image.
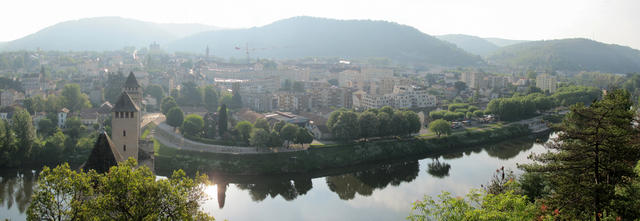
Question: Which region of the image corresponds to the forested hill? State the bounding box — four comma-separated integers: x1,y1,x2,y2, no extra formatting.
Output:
1,17,217,51
488,38,640,73
167,16,483,66
436,34,500,56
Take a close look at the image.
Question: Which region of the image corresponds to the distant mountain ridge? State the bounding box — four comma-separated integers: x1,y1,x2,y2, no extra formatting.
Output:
436,34,500,56
168,16,483,66
484,38,529,47
488,38,640,73
1,17,218,51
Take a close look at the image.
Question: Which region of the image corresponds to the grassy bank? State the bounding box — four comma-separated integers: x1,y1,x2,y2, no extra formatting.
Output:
154,124,536,176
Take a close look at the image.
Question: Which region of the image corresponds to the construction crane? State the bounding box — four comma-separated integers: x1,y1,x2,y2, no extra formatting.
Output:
234,43,273,64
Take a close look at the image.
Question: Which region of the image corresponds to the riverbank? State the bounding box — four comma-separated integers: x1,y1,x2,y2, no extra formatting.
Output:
154,123,546,176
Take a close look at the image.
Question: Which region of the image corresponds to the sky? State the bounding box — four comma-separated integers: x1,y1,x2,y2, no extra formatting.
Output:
1,0,640,49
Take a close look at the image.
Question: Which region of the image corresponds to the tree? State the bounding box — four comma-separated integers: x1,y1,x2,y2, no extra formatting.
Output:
522,89,639,220
61,84,91,112
358,111,378,140
11,108,36,161
27,160,214,220
249,128,270,147
454,81,467,94
429,119,451,138
145,84,164,104
0,120,17,167
203,114,217,139
279,123,299,147
295,128,314,146
64,117,83,140
273,120,286,133
254,118,269,131
292,81,305,92
203,85,219,112
231,90,242,109
105,71,126,103
268,131,282,147
37,118,55,136
234,121,253,143
177,82,203,106
402,111,422,135
166,107,184,130
218,104,228,136
376,112,392,137
181,114,204,137
408,188,538,221
40,130,66,165
330,111,359,140
161,96,178,115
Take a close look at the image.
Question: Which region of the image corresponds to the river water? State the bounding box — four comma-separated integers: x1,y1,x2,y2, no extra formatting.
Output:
0,135,548,220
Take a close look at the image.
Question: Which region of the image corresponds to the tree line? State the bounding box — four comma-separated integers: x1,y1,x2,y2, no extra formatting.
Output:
0,107,95,168
327,106,421,141
410,89,640,220
164,102,313,148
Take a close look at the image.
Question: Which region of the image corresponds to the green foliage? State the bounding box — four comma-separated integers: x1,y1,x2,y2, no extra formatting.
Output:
231,90,243,109
522,89,639,220
218,104,228,136
203,85,219,112
429,119,451,137
104,71,126,103
279,123,299,145
329,111,359,140
358,111,378,139
37,118,55,136
408,189,538,221
253,118,269,131
249,128,270,147
181,114,204,137
234,121,253,143
27,159,214,220
145,84,164,104
61,84,91,112
489,38,640,73
166,107,184,129
295,128,314,145
160,96,178,115
177,82,203,106
12,108,36,161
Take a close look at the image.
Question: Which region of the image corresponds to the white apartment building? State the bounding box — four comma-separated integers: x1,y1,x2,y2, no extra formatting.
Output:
536,74,557,93
358,85,436,109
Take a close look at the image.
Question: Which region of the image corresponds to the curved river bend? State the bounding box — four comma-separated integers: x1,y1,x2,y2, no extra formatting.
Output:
1,135,549,220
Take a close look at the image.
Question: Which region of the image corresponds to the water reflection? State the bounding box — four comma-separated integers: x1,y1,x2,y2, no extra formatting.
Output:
326,161,419,200
427,160,451,178
0,169,37,216
235,178,313,202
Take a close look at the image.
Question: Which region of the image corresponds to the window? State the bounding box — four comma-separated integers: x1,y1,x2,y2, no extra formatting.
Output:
123,130,126,137
125,112,129,118
130,112,134,118
123,145,127,151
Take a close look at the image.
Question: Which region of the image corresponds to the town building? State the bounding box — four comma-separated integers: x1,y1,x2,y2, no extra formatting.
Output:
357,85,436,110
536,74,558,93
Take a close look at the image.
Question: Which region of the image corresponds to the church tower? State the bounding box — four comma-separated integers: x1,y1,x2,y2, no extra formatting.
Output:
124,71,142,108
111,92,140,161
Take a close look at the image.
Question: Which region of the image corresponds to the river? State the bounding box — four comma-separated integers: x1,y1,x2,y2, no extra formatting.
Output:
0,135,549,220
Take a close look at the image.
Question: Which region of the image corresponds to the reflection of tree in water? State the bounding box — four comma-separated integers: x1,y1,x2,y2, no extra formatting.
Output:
235,178,313,202
326,161,419,200
0,169,37,214
484,138,535,160
427,159,451,178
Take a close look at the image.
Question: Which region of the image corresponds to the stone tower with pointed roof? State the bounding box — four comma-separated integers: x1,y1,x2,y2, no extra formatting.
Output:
124,71,142,108
111,91,141,160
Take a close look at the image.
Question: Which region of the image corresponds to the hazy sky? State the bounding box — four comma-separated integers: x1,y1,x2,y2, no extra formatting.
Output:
2,0,640,49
